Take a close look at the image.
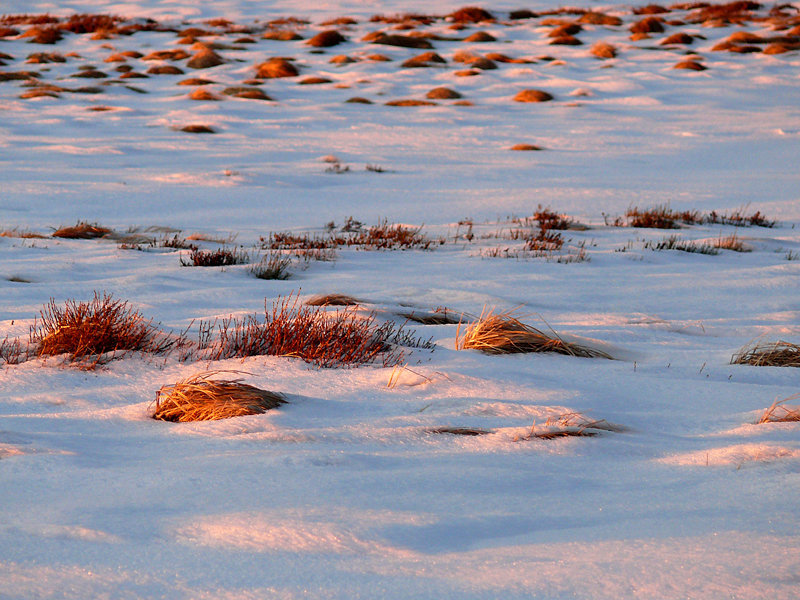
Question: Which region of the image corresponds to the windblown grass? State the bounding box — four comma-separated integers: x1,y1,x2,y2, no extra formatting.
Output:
31,292,173,367
152,371,285,422
399,307,464,325
428,427,492,436
515,413,627,441
757,395,800,424
731,340,800,367
456,308,611,358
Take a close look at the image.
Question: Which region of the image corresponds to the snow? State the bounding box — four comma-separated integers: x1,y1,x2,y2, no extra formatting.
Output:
2,0,800,598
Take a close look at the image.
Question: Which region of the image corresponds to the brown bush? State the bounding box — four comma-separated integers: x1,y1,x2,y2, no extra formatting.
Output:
222,86,272,100
386,99,438,106
152,372,285,422
513,89,554,102
578,12,623,25
674,59,707,70
401,52,446,67
426,87,461,99
188,88,221,101
364,32,434,48
180,124,216,133
186,47,224,69
32,292,172,366
147,65,184,75
590,41,617,58
306,30,346,47
256,57,298,78
448,7,495,22
263,30,303,41
463,31,496,42
630,17,665,33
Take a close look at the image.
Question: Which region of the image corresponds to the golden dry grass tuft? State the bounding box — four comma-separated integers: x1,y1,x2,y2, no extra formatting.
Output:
514,412,627,441
456,308,611,358
731,340,800,367
152,372,285,422
757,395,800,424
31,292,172,367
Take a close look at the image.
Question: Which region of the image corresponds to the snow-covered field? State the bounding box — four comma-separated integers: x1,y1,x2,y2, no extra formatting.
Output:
2,0,800,598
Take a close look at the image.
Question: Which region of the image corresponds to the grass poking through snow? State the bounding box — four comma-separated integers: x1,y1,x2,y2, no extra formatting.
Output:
731,340,800,367
456,308,611,358
152,371,285,422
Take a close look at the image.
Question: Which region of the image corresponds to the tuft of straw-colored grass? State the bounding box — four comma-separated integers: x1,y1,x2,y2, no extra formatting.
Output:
152,371,285,422
456,308,611,358
731,340,800,367
515,412,627,441
757,395,800,424
713,232,749,252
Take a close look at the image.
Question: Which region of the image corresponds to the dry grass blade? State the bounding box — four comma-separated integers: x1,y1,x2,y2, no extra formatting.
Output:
731,340,800,367
399,307,465,325
152,371,285,422
516,412,627,441
456,308,611,358
757,395,800,424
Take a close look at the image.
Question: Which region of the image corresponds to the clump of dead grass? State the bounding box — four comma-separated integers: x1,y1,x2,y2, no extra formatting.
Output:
180,247,249,267
52,222,112,239
152,371,285,422
250,252,292,280
731,340,800,367
31,292,173,367
196,294,406,368
306,293,361,306
456,308,611,358
757,395,800,424
514,412,627,441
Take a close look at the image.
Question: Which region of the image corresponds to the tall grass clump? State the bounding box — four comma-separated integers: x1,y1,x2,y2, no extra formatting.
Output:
152,371,285,422
250,252,292,280
198,294,405,367
31,292,173,367
456,308,611,358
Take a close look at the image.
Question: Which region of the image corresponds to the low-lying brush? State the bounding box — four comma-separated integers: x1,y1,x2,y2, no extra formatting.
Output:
52,221,112,239
152,371,285,422
196,294,405,367
180,247,249,267
731,340,800,367
757,395,800,424
456,308,611,358
514,413,626,441
31,292,172,367
706,209,775,228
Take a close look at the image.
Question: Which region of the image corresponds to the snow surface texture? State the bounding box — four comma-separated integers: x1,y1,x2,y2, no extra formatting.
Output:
1,0,800,598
